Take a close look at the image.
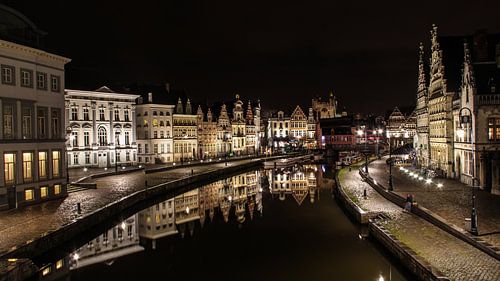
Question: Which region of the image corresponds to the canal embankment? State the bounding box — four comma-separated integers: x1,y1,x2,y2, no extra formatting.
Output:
336,160,500,281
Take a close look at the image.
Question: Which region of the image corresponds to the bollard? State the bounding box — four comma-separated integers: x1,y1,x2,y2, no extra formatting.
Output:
363,188,367,199
145,180,148,187
191,169,194,175
77,202,81,214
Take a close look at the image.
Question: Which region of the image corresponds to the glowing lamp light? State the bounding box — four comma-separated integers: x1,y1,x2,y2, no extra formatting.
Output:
104,167,108,171
456,128,465,139
185,206,190,214
426,178,432,184
122,166,126,170
138,165,142,168
259,187,263,193
173,162,176,166
357,129,364,136
121,222,126,230
378,128,383,134
228,195,232,201
200,159,203,163
399,167,404,171
83,167,88,172
378,276,385,281
73,253,79,261
437,183,444,188
373,180,377,185
418,176,423,181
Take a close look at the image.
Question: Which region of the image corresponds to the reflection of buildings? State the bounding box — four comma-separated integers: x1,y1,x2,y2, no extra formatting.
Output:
70,215,143,269
267,164,319,205
138,198,176,249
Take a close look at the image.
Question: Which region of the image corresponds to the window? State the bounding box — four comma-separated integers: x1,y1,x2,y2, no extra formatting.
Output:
38,152,47,179
73,153,78,165
23,152,33,182
126,151,130,161
83,108,89,120
3,105,14,139
125,131,130,145
71,107,78,120
56,259,63,270
37,108,46,139
124,110,129,121
40,186,48,198
488,118,500,141
85,153,90,164
25,189,34,201
51,109,61,138
50,75,60,92
22,107,32,139
52,150,61,178
154,131,158,138
160,131,164,138
37,72,47,90
114,109,120,121
4,153,15,185
98,127,107,146
1,65,14,85
84,131,90,146
145,144,149,153
154,144,158,153
115,131,120,145
153,119,158,127
99,108,105,120
160,144,165,153
20,69,33,87
138,144,142,153
54,184,61,195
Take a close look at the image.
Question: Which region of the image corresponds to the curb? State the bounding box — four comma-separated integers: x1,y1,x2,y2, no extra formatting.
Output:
359,166,500,261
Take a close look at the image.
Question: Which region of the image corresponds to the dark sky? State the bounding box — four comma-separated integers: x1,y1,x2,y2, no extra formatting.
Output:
4,0,500,114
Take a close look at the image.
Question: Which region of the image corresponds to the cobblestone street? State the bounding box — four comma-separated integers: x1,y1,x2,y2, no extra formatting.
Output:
0,159,257,255
368,157,500,248
339,163,500,281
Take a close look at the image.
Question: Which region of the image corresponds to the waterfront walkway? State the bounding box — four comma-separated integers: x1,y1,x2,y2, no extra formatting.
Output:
368,157,500,249
0,157,267,255
338,162,500,281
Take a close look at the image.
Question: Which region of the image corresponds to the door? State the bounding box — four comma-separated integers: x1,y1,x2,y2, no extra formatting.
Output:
7,186,16,209
98,152,108,168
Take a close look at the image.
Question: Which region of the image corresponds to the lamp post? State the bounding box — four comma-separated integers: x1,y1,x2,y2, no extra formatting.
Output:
376,128,383,159
388,132,393,191
65,127,73,185
458,107,477,235
357,127,368,174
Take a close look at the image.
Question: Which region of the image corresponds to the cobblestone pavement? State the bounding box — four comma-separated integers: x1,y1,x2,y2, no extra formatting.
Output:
339,164,500,281
0,159,257,255
368,157,500,248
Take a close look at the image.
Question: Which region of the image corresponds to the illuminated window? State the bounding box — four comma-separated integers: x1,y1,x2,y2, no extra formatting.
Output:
52,150,61,177
4,153,15,185
38,152,47,179
98,127,107,146
54,184,61,195
22,152,33,182
25,189,34,201
42,266,51,276
99,108,105,120
56,259,63,270
1,65,14,85
114,109,120,121
40,186,48,198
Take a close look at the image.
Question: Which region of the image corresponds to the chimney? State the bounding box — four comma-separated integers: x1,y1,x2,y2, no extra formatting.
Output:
148,92,153,103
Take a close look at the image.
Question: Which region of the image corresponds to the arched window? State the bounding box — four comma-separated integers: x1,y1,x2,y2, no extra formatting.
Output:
159,112,164,116
160,121,165,127
153,111,158,116
98,127,107,146
153,119,158,127
165,112,171,116
166,121,171,126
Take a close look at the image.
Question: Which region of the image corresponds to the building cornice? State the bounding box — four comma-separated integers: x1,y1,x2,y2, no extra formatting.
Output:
0,39,71,65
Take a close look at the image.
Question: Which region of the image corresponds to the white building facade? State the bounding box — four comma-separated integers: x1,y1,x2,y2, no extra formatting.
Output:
65,87,139,169
0,39,70,209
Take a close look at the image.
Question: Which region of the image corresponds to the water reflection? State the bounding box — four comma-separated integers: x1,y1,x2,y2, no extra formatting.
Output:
38,164,409,281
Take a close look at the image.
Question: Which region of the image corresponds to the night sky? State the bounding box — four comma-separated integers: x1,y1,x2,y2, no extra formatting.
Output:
4,0,500,114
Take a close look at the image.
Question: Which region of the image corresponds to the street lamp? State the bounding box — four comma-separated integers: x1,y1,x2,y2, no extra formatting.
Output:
458,107,478,235
387,132,393,191
357,127,368,173
65,127,73,185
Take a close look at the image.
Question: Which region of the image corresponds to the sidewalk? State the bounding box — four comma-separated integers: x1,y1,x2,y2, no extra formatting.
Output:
0,158,259,255
339,163,500,281
368,157,500,249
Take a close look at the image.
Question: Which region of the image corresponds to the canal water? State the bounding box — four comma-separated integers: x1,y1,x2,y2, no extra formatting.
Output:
37,164,413,281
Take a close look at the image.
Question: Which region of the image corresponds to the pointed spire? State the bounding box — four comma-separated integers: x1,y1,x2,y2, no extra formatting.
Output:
185,99,192,114
246,101,253,124
463,41,476,88
418,42,427,93
196,104,203,115
207,108,213,122
176,98,183,114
